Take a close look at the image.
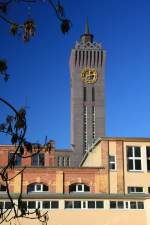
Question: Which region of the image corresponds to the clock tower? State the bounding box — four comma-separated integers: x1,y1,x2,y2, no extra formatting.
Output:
70,19,106,166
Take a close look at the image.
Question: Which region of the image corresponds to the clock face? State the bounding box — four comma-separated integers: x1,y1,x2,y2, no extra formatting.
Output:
81,68,97,84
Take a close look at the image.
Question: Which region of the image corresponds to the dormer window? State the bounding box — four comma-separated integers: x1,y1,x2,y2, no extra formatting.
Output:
27,183,48,193
69,183,90,193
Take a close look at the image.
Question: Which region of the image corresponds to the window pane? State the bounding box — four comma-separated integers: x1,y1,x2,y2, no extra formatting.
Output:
110,163,115,170
82,201,86,208
69,184,76,193
84,185,90,192
51,201,59,209
65,201,72,209
22,201,27,211
147,160,150,171
96,201,104,208
36,184,42,191
31,155,38,166
88,201,95,208
5,202,13,209
28,201,36,209
134,147,141,157
128,159,133,170
43,201,50,209
110,201,116,208
125,202,128,208
136,187,143,192
74,201,81,208
135,160,141,170
0,185,6,191
127,147,133,157
15,154,22,166
0,202,4,209
43,184,48,191
39,153,44,166
137,202,144,209
130,202,136,209
118,201,124,209
146,147,150,157
77,184,82,191
27,184,34,192
109,156,115,162
128,187,135,193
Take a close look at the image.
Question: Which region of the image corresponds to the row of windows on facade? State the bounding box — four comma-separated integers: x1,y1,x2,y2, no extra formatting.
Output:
0,200,144,210
109,146,150,171
75,50,103,67
1,183,150,195
83,87,95,102
8,153,70,167
0,183,90,193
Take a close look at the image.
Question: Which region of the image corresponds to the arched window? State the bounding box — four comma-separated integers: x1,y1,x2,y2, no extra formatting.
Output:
0,184,6,192
27,183,48,193
69,183,90,193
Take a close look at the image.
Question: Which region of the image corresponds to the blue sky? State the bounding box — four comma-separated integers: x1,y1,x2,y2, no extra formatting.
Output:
0,0,150,148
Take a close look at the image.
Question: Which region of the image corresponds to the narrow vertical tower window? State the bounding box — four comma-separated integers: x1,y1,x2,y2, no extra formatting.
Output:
83,87,86,102
92,87,95,102
92,106,96,142
83,105,87,152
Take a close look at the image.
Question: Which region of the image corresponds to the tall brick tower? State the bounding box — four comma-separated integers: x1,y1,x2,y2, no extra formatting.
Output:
70,19,106,166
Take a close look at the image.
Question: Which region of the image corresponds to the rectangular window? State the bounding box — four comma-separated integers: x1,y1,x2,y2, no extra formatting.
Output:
8,152,22,166
51,201,59,209
88,201,95,209
5,202,13,209
137,202,144,209
96,201,104,208
57,156,61,167
127,146,142,171
66,157,70,167
129,201,144,209
43,201,50,209
28,201,36,209
110,201,124,209
146,147,150,171
65,201,73,209
0,202,4,209
74,201,81,209
109,155,116,170
31,153,44,166
83,87,86,101
92,87,95,101
128,186,143,194
110,201,116,209
130,201,136,209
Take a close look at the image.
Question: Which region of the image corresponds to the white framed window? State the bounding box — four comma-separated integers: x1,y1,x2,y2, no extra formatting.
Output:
109,155,116,170
64,200,104,209
110,201,124,209
27,183,48,192
127,146,142,171
128,186,143,194
146,146,150,171
69,183,90,193
22,201,59,210
130,201,144,209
